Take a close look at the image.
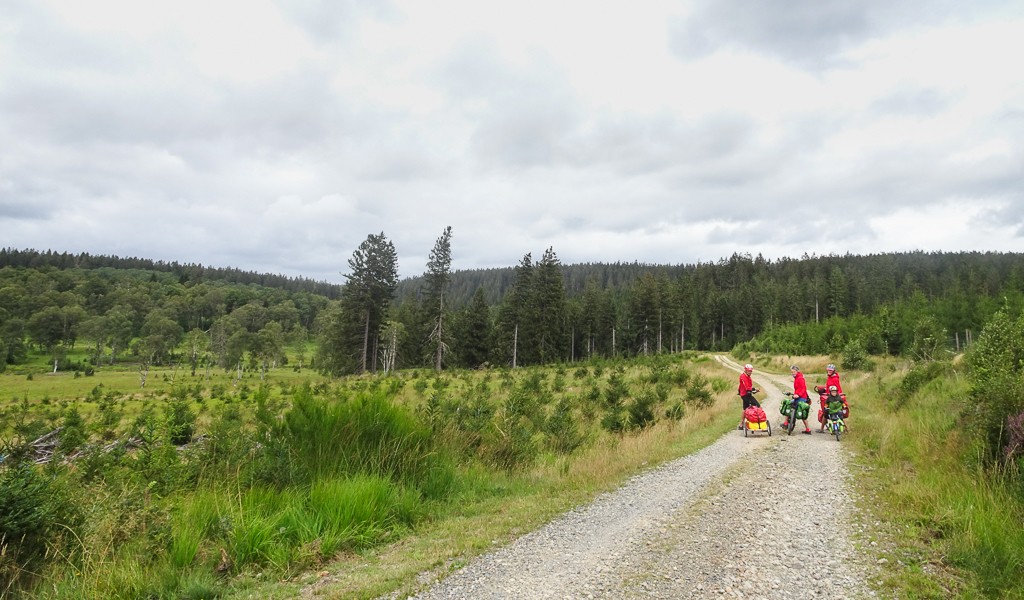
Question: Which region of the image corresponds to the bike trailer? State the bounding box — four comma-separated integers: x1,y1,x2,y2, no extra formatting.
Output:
743,406,771,436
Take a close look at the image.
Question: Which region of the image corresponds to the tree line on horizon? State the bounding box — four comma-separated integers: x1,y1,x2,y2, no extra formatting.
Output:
1,241,1022,377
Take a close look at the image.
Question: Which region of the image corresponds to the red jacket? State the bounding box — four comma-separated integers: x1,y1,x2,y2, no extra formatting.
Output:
793,371,808,399
826,372,843,394
738,372,754,396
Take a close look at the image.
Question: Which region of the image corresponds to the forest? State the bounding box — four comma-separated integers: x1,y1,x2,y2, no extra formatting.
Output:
1,244,1022,377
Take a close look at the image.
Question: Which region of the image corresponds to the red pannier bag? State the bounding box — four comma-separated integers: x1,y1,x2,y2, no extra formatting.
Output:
744,406,767,423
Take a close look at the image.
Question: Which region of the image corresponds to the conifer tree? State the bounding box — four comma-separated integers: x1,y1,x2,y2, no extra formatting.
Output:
534,247,568,363
457,287,492,367
423,226,453,371
493,253,535,366
319,232,398,375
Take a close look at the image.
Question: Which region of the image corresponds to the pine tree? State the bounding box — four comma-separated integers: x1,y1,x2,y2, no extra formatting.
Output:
457,287,492,367
320,232,398,375
423,226,453,371
534,247,567,363
493,253,535,367
628,273,660,355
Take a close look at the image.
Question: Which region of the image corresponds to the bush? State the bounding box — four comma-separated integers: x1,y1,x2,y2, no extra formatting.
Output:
892,361,947,410
841,338,874,371
967,310,1024,465
544,398,582,454
166,396,196,446
0,462,83,591
685,374,714,408
626,389,658,430
604,372,629,407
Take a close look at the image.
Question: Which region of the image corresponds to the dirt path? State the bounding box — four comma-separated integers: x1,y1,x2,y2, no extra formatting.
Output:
395,357,877,599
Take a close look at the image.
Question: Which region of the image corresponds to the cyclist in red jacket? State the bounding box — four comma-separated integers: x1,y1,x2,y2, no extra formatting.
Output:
817,363,848,432
737,363,760,430
825,363,843,394
783,365,812,434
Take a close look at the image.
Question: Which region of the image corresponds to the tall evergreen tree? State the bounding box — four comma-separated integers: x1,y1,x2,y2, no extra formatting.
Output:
534,247,568,363
456,287,492,367
627,273,660,355
319,232,398,375
423,226,453,371
493,253,535,367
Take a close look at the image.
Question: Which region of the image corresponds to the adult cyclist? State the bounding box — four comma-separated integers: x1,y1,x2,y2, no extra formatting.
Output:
783,365,812,434
816,363,847,432
737,363,760,430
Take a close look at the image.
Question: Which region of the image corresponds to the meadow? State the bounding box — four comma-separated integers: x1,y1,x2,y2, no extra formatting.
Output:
0,348,738,599
846,359,1024,599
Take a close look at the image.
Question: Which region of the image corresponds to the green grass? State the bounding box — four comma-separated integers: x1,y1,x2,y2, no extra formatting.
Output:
849,360,1024,598
214,361,741,599
1,354,745,599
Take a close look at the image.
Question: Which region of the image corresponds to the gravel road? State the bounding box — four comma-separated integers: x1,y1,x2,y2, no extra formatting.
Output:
405,356,877,599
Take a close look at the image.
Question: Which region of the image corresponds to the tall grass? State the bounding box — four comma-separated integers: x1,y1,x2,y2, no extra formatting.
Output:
851,361,1024,598
280,385,455,498
4,353,741,599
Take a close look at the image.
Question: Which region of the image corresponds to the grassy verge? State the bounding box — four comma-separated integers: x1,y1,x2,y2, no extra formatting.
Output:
220,363,739,599
848,360,1024,598
2,354,740,598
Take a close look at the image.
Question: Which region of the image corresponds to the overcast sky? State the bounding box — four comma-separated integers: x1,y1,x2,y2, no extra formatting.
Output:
2,1,1023,282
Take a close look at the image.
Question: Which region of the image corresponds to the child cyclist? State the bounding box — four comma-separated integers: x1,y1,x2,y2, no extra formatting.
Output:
823,385,846,431
782,365,812,434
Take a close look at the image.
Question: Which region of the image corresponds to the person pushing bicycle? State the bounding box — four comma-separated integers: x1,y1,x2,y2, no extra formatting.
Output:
782,365,812,434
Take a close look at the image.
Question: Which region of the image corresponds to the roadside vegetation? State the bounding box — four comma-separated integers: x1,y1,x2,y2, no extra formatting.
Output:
843,308,1024,598
0,349,735,599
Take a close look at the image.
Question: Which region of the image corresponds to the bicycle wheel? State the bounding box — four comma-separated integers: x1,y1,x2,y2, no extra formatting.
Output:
787,408,796,435
833,421,841,442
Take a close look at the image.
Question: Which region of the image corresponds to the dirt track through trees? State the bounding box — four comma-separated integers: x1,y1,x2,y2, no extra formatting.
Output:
397,356,877,599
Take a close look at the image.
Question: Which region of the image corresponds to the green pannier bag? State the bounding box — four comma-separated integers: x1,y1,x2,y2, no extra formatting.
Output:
782,397,810,419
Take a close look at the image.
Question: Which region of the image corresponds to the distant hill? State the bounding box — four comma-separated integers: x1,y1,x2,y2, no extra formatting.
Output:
0,248,343,299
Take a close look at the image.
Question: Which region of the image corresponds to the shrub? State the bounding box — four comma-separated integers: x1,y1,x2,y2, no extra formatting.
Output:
484,409,537,470
664,401,685,421
892,361,947,410
626,389,658,430
57,405,87,455
600,407,626,434
0,461,83,591
165,396,196,446
605,372,629,407
685,374,714,408
544,397,582,454
967,310,1024,464
841,337,874,371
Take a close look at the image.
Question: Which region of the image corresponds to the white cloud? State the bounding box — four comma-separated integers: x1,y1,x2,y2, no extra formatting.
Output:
2,0,1023,281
